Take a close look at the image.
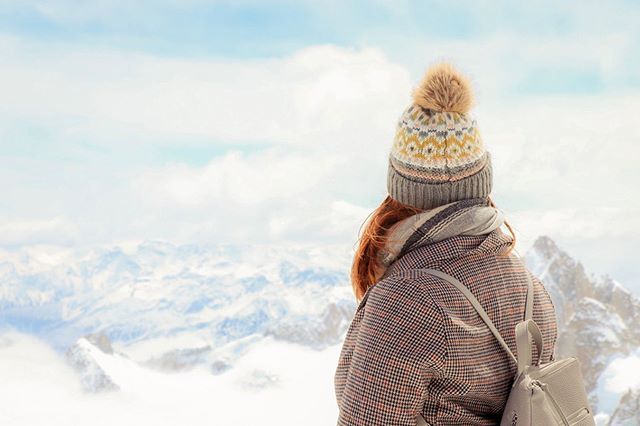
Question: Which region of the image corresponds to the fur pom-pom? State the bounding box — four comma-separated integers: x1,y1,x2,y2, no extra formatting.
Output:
412,62,474,114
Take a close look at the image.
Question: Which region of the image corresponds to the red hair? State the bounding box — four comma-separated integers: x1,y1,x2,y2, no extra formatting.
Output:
350,195,516,302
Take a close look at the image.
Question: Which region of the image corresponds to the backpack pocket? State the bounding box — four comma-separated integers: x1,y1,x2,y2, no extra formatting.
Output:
566,407,593,425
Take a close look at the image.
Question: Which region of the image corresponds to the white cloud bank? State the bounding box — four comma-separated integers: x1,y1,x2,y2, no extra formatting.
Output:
0,38,412,247
0,38,410,146
0,35,638,290
0,331,342,426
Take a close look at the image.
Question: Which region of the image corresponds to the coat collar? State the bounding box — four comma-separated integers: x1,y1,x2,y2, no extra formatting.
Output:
379,210,515,281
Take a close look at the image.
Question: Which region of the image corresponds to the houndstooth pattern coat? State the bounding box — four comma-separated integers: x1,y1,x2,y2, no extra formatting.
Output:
334,227,559,425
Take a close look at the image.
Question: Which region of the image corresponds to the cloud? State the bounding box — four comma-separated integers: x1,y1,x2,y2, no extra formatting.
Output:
0,217,79,247
602,351,640,394
0,331,344,426
129,145,374,244
0,39,411,246
0,33,638,291
135,148,340,207
509,207,637,241
0,38,411,147
480,94,640,208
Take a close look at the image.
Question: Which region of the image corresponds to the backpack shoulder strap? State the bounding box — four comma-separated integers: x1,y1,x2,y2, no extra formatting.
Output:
414,268,519,365
523,266,534,322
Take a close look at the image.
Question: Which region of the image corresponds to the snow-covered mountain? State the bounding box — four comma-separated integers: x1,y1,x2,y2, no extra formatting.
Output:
65,332,120,392
0,241,356,368
0,235,638,424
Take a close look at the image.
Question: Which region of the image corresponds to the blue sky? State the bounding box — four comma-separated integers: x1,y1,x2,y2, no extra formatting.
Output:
2,0,638,91
1,0,639,291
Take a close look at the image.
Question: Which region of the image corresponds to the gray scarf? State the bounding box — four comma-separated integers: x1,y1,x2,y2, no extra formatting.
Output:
378,197,505,268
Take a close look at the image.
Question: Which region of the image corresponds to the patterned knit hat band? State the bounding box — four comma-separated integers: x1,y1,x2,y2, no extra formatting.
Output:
387,62,493,210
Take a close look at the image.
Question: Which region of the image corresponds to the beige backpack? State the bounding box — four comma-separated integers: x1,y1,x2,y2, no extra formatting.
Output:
414,267,595,426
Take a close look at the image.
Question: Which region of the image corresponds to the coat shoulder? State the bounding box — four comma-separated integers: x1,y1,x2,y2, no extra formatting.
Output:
364,273,449,368
368,272,446,315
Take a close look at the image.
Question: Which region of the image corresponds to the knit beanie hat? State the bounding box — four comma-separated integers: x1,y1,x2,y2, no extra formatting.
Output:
387,62,492,210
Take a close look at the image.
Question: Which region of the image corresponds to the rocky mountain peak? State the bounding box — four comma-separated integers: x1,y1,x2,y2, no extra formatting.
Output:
65,332,119,393
531,235,560,257
84,332,114,354
525,235,639,418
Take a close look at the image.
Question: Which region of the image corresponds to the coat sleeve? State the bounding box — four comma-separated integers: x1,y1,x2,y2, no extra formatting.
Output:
336,276,448,426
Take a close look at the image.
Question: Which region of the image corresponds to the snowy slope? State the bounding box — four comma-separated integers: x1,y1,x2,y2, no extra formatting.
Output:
0,240,356,363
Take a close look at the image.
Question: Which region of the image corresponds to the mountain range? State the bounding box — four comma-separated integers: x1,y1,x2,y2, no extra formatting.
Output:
0,235,638,425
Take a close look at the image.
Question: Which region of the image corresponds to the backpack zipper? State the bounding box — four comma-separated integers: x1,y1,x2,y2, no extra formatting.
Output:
532,380,569,426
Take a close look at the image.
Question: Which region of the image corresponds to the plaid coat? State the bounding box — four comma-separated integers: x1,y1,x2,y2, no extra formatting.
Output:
334,227,559,425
